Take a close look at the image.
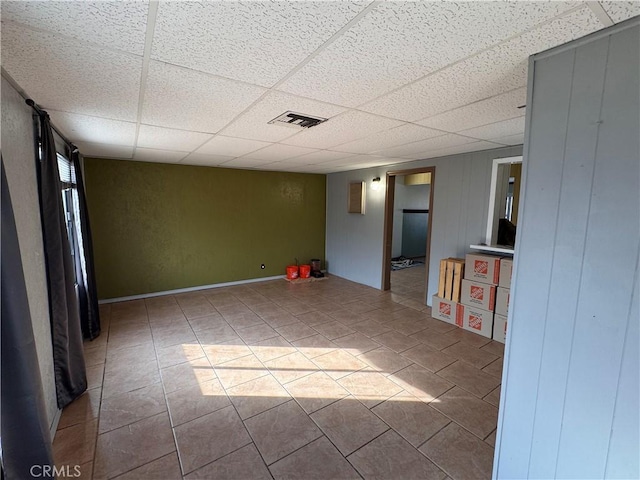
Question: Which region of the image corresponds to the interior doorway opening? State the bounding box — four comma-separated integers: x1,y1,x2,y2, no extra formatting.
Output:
382,166,436,306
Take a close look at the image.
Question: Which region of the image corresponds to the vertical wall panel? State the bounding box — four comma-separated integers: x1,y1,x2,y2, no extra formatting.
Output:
496,19,640,480
496,49,575,479
325,146,523,294
556,24,640,478
605,260,639,478
528,36,609,479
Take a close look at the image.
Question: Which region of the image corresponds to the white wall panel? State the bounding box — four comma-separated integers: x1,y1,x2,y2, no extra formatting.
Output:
496,19,640,479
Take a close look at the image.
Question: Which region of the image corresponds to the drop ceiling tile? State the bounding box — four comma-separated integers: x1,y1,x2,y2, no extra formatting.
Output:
180,153,235,167
76,142,133,160
48,110,137,146
151,1,368,87
134,148,189,164
195,136,271,158
219,158,276,169
141,61,267,133
292,150,356,164
332,124,444,154
417,88,527,133
2,24,141,121
600,1,640,22
281,111,404,149
491,134,525,146
458,117,526,141
374,134,477,160
362,6,603,121
2,1,148,55
243,144,318,162
278,1,578,106
137,125,213,151
219,91,346,143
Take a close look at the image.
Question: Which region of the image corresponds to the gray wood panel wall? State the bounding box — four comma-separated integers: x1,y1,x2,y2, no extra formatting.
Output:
326,145,522,296
496,20,639,479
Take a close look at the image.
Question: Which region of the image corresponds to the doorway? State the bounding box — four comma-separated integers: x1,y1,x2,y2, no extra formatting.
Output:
382,166,436,305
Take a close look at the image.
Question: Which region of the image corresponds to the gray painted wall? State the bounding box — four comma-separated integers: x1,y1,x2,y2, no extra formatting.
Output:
495,20,639,479
1,76,59,428
326,144,523,300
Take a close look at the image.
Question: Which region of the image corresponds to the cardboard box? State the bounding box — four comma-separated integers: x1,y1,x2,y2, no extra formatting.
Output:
458,304,494,338
465,253,501,285
431,296,461,326
499,258,513,288
495,287,510,316
493,314,508,343
461,279,496,311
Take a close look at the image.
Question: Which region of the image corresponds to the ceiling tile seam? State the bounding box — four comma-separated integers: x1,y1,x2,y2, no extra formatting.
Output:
148,58,273,93
1,19,145,59
587,2,615,26
45,108,138,126
361,128,506,156
456,117,527,137
136,58,275,143
210,1,383,145
310,116,455,150
351,3,590,112
132,0,159,158
321,127,454,153
268,0,382,90
413,86,528,123
38,107,136,126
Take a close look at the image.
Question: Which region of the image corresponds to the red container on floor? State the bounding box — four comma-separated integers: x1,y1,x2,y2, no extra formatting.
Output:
286,265,299,279
299,265,311,278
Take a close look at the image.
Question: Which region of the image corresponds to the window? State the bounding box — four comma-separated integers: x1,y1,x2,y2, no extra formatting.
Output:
56,151,81,284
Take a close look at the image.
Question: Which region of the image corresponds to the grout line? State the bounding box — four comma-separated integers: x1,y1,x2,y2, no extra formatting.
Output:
99,279,502,478
143,296,185,476
415,419,453,451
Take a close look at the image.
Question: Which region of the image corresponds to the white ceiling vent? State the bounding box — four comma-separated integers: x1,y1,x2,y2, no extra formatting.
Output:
268,111,328,129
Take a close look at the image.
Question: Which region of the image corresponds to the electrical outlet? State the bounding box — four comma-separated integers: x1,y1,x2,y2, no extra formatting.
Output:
260,264,265,269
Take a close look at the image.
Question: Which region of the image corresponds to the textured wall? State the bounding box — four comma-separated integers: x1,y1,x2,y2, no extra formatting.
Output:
84,158,326,299
326,145,523,300
496,21,639,479
1,76,59,427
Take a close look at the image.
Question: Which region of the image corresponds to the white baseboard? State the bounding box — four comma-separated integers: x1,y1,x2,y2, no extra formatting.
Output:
98,275,286,304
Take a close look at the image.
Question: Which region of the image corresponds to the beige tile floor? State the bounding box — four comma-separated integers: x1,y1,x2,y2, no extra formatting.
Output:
54,275,503,480
390,258,428,303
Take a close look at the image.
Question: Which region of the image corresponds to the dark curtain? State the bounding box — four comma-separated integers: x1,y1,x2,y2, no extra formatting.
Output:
71,150,101,340
1,159,55,479
38,114,87,408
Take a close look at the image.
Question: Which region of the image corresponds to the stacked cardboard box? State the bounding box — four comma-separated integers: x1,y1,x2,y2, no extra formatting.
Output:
458,253,501,339
493,258,512,343
432,258,465,326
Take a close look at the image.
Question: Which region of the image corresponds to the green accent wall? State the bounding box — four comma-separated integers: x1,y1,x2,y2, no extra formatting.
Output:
84,158,326,299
